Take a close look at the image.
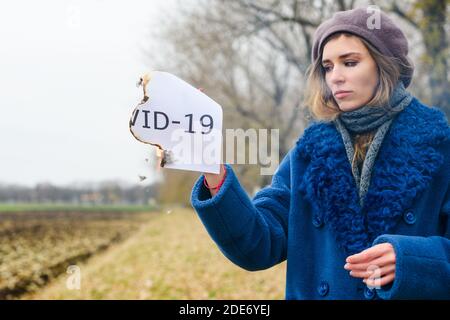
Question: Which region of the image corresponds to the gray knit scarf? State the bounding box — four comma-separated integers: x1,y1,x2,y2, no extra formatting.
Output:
334,82,413,207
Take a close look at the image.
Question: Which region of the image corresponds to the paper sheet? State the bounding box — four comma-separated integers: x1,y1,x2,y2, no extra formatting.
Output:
129,71,223,174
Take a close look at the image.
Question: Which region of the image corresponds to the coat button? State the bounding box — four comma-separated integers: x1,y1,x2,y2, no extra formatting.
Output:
317,281,329,297
403,211,416,225
312,214,324,228
364,286,376,300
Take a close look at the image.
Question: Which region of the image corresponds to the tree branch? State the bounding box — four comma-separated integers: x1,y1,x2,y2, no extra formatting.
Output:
389,1,420,30
235,0,319,28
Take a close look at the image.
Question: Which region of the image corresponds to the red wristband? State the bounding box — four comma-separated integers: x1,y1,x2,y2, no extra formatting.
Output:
203,165,227,191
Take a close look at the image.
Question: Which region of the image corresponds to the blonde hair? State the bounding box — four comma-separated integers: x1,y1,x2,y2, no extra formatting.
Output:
304,32,408,169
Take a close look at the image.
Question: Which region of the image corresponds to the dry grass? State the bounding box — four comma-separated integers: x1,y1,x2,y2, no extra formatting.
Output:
24,207,286,300
0,210,154,299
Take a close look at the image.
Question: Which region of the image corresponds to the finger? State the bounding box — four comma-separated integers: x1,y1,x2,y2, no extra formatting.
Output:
348,269,373,279
346,243,392,264
345,252,396,271
346,254,395,272
349,263,395,279
369,263,395,278
364,271,395,288
155,149,163,170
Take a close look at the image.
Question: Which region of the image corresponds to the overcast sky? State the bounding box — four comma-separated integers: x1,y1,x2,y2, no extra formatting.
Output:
0,0,181,187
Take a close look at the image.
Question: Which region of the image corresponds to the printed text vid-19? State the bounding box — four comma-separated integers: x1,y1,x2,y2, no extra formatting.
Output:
130,109,214,135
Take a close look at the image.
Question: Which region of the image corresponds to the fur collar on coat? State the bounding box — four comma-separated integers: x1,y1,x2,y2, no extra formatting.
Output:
295,98,450,255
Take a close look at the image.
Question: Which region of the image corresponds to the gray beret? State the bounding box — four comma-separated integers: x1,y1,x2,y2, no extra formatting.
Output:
311,7,414,87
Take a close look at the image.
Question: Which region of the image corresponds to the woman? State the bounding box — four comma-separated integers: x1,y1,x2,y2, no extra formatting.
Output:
189,7,450,299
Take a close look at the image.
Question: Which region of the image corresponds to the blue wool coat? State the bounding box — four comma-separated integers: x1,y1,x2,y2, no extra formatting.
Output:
191,98,450,300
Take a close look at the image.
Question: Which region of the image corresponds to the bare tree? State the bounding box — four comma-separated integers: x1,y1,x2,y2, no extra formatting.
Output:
147,0,317,189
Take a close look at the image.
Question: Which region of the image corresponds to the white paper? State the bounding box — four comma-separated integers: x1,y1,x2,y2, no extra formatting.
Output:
129,71,223,174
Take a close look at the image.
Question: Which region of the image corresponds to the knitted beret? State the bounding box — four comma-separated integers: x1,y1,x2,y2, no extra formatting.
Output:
311,7,414,87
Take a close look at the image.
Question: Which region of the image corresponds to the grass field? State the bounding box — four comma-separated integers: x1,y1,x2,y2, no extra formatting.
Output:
23,207,286,300
0,206,157,299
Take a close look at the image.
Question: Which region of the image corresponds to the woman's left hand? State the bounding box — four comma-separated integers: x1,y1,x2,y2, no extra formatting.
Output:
344,243,396,288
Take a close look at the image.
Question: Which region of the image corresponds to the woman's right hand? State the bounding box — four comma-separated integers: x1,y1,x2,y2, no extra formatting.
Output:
155,148,225,196
204,164,226,196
